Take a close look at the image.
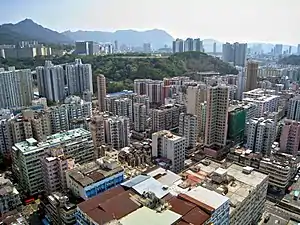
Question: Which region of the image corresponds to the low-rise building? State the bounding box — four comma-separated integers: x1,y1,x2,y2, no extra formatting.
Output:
76,173,213,225
227,148,297,192
40,192,77,225
66,158,124,200
0,174,21,214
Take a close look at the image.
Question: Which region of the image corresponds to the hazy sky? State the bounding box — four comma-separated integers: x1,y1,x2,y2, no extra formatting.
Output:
0,0,299,44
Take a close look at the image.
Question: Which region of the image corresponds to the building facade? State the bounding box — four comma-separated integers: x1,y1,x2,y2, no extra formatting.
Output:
0,68,33,109
12,129,94,195
152,130,186,173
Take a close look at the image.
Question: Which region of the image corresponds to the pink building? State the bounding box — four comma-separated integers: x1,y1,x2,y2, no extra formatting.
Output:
280,119,300,156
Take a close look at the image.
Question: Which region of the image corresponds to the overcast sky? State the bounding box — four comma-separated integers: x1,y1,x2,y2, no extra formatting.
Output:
0,0,299,44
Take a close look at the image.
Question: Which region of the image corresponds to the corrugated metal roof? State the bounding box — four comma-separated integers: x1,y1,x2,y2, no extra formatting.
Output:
121,175,150,188
182,207,210,225
132,177,169,199
98,191,141,219
78,186,126,213
168,197,196,215
86,208,114,225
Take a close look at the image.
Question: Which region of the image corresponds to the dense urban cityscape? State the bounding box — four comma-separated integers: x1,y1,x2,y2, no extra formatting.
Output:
1,3,300,224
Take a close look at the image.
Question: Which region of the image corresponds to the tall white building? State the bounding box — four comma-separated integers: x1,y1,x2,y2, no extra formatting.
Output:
65,59,93,95
12,129,94,195
36,61,65,102
179,113,198,148
247,118,276,156
104,116,130,150
205,85,229,150
243,89,279,117
152,130,186,173
0,68,33,109
133,103,146,132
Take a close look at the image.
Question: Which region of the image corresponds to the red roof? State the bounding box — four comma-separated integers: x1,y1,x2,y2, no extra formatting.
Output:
98,191,140,219
86,208,114,225
78,186,126,213
181,207,210,225
168,197,196,215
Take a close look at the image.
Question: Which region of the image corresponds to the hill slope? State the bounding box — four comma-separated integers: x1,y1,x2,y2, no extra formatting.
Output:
0,52,237,93
0,19,72,44
278,55,300,65
63,29,174,49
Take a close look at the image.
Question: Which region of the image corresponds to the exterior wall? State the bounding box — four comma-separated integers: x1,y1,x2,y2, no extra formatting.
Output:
66,171,124,200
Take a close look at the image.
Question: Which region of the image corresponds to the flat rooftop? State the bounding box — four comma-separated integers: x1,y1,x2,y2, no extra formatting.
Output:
153,130,184,141
184,185,229,210
13,128,91,155
119,207,181,225
67,161,123,187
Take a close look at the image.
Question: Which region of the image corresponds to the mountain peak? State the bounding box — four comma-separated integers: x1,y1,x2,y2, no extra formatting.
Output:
18,18,35,25
0,19,72,44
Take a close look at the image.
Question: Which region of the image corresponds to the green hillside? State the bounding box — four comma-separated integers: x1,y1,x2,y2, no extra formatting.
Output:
0,52,238,93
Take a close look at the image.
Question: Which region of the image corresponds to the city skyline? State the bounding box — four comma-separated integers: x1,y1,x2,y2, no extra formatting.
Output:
1,0,299,45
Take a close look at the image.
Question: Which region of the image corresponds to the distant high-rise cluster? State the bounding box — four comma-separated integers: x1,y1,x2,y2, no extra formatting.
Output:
36,59,93,102
172,38,203,53
75,41,113,55
222,42,247,67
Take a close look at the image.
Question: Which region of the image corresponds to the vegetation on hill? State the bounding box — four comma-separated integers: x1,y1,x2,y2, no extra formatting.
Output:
0,19,72,45
278,55,300,65
0,52,238,93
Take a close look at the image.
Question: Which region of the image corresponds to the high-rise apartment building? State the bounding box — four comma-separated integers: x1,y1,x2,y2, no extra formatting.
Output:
89,115,105,150
274,44,283,56
134,79,163,105
104,116,130,150
204,85,229,152
198,102,207,139
65,59,93,95
36,61,65,102
245,61,259,92
42,148,75,194
152,130,186,173
151,104,186,132
105,97,133,122
75,41,99,55
298,44,300,55
146,80,164,105
97,74,106,112
48,106,69,133
12,128,94,195
179,113,198,148
280,119,300,156
172,39,184,53
247,118,275,156
184,38,193,52
133,95,150,115
133,103,147,132
213,42,217,54
222,42,247,66
287,96,300,121
143,43,152,53
0,68,33,109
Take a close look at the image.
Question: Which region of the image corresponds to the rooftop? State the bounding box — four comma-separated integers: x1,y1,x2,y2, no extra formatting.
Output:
13,128,91,154
67,160,123,187
119,207,181,225
184,185,229,210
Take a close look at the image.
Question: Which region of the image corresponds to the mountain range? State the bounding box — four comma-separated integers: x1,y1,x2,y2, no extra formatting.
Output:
0,19,297,52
